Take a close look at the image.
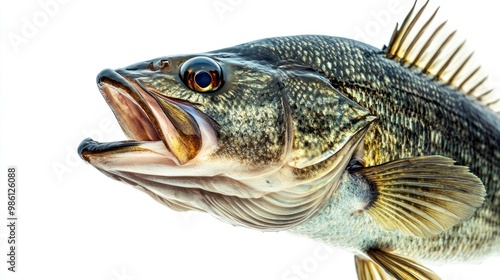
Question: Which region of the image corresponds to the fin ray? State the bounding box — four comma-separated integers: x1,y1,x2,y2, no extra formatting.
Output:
354,156,486,237
355,255,395,280
385,1,499,114
365,249,441,280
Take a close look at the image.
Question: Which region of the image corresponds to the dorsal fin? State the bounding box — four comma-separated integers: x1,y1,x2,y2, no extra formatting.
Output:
385,1,500,115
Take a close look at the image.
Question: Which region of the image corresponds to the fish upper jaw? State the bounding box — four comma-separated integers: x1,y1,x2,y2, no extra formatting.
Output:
78,68,218,166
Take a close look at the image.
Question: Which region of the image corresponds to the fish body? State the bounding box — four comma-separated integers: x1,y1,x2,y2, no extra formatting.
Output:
269,34,500,260
78,3,500,279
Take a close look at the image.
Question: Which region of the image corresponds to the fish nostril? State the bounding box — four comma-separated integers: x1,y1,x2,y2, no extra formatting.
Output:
123,60,170,72
156,59,170,71
147,62,155,71
148,59,171,72
160,59,170,69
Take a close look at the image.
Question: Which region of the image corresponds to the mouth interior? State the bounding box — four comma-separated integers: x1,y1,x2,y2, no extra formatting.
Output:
101,85,161,142
94,69,218,165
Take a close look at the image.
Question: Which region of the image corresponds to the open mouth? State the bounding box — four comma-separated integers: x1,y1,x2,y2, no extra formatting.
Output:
78,69,218,165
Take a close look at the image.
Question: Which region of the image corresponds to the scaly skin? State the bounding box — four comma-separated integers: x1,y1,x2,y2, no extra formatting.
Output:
241,35,500,262
79,35,500,267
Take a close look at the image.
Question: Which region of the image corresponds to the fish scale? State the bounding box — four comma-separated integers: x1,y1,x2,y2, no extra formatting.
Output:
226,33,500,273
317,38,498,256
79,2,500,279
259,35,499,173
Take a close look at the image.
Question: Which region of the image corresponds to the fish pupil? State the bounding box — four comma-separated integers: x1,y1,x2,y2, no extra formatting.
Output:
195,71,212,88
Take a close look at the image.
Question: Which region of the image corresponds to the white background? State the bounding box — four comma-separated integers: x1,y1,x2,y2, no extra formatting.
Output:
1,0,499,279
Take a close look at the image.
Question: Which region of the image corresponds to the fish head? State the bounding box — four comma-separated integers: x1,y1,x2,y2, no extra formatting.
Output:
78,41,375,230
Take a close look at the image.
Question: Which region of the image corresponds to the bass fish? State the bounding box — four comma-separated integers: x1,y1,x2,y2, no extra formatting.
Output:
78,2,500,279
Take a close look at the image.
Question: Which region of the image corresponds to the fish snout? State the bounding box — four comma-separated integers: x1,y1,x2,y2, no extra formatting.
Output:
123,58,175,75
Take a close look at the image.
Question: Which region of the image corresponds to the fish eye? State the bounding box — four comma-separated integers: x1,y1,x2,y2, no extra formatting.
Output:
180,57,223,93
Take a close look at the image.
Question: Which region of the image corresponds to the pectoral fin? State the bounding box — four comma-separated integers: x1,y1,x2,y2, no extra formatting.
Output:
353,156,485,237
355,250,440,280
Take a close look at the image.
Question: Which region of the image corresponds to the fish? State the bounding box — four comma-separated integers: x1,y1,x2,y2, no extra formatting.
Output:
78,1,500,279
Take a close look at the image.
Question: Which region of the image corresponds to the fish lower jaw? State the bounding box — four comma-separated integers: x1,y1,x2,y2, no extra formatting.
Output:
77,138,174,164
78,135,217,170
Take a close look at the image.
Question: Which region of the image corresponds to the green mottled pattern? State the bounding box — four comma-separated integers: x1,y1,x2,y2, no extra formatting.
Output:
95,34,500,262
237,35,500,261
281,74,373,170
139,57,288,166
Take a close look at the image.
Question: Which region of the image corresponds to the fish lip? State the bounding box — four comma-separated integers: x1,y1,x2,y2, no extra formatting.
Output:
77,138,138,161
79,68,217,165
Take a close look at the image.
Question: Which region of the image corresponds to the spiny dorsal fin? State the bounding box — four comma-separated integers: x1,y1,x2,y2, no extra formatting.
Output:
385,0,500,115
